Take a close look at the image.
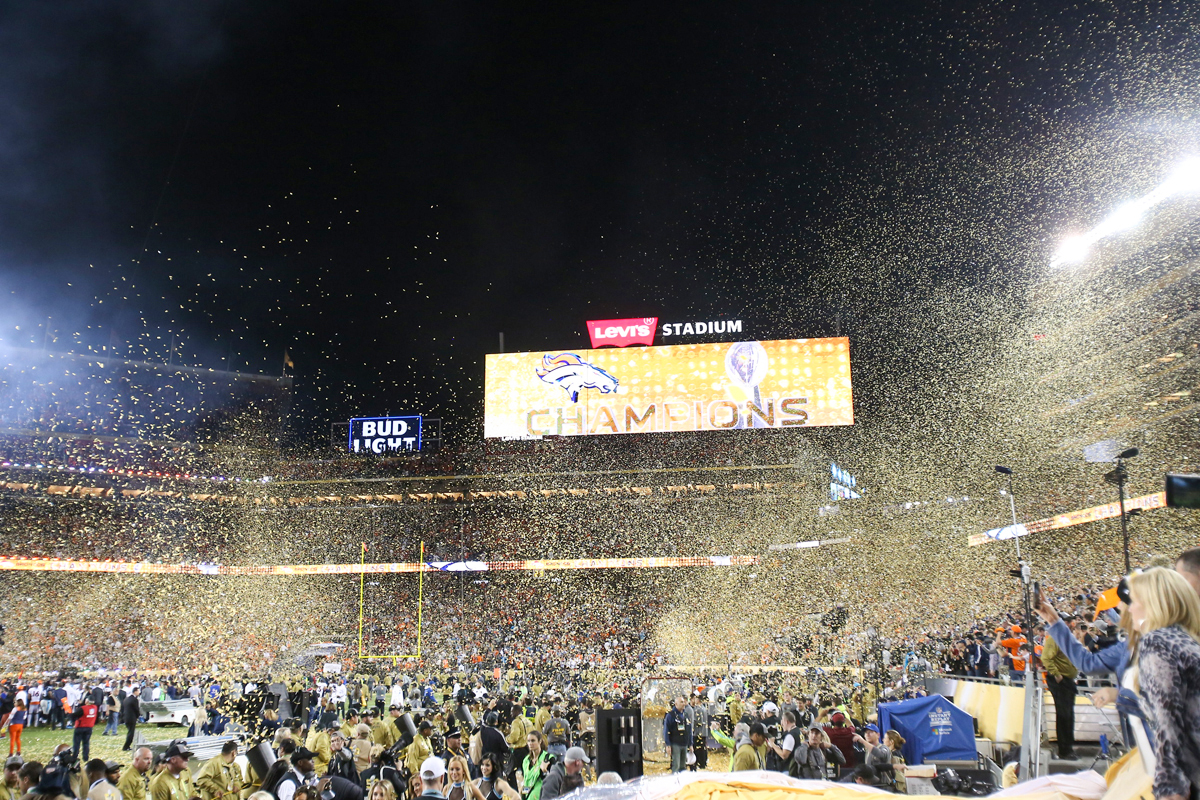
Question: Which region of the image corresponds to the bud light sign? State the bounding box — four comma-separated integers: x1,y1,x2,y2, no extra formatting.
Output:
349,416,423,454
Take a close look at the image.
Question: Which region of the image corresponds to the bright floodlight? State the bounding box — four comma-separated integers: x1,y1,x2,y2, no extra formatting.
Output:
1053,235,1090,265
1096,200,1147,235
1051,155,1200,268
1164,157,1200,195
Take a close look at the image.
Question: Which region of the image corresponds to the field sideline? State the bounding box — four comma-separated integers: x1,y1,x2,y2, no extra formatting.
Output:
2,723,190,765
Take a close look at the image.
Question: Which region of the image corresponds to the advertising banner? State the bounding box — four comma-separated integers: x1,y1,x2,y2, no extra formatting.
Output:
349,416,423,453
587,317,657,348
484,337,853,438
0,554,759,576
969,491,1167,546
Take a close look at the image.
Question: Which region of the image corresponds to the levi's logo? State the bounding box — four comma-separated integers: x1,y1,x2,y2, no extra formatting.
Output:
587,317,657,348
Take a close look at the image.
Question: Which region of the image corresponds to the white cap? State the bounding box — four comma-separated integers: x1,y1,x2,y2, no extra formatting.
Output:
763,701,778,712
420,756,446,780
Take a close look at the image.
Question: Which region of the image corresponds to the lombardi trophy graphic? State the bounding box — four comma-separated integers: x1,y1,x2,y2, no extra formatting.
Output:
724,341,770,428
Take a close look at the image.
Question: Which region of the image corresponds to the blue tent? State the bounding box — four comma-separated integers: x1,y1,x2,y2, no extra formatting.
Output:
878,695,977,764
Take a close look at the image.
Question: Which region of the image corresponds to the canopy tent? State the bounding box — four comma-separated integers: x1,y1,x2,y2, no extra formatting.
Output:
878,694,977,764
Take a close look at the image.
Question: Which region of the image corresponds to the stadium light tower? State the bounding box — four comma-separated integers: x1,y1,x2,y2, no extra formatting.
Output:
1051,156,1200,268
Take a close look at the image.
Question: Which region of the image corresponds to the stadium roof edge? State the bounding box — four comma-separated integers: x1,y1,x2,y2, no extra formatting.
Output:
0,343,292,385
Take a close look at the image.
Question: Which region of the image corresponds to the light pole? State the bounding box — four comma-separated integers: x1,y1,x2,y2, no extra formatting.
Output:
995,465,1038,780
1104,448,1140,574
866,625,881,716
995,466,1021,560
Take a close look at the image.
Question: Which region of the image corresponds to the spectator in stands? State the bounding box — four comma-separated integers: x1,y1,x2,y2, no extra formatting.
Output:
1127,567,1200,800
997,626,1028,676
1176,548,1200,596
1041,620,1079,759
966,636,986,678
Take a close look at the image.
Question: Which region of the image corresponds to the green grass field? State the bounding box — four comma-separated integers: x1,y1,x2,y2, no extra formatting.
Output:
5,723,191,765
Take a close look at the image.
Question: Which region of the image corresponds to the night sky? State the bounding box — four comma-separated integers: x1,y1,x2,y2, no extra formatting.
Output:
2,0,1198,451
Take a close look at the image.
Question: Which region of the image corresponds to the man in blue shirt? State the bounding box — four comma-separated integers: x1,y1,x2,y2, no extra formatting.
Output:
662,697,692,774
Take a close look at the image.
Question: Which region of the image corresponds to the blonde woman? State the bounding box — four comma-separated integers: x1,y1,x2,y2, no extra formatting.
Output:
1127,568,1200,800
369,781,397,800
885,730,906,791
446,756,485,800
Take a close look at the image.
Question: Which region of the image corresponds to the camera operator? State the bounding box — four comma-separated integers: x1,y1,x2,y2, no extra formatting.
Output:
326,732,360,786
359,746,404,800
28,750,72,800
766,712,800,773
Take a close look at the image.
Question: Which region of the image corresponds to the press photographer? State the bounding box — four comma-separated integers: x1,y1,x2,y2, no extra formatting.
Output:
790,727,845,779
32,746,78,800
765,711,800,772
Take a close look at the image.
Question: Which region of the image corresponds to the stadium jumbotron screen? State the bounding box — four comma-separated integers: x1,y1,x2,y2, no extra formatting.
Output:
484,337,853,438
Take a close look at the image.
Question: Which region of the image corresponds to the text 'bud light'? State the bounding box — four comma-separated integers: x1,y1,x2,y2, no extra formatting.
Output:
349,416,424,453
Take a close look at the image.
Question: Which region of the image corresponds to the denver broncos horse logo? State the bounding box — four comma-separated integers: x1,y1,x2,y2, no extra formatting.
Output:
535,353,619,403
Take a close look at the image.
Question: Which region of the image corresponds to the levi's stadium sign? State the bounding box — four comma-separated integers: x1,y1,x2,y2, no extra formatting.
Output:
588,318,657,348
587,317,744,348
